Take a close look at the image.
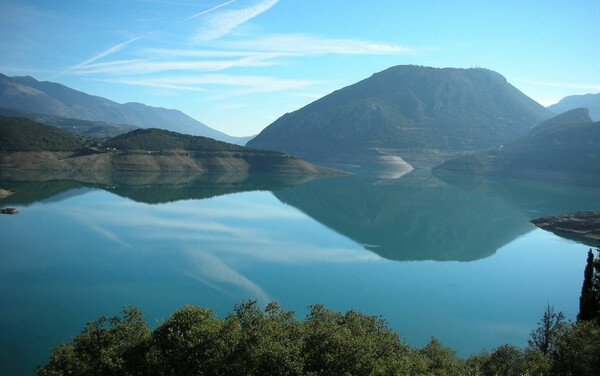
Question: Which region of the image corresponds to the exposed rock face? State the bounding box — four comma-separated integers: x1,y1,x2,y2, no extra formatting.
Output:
531,211,600,245
0,151,342,175
0,118,343,175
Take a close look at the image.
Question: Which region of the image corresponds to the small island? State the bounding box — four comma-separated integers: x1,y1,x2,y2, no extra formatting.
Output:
531,210,600,246
0,116,343,175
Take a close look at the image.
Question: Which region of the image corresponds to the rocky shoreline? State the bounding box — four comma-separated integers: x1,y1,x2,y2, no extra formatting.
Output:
531,211,600,246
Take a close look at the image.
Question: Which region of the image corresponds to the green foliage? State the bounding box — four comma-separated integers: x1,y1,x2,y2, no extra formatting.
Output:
550,320,600,376
419,337,467,376
36,306,150,376
36,300,600,376
0,116,85,151
302,304,413,376
102,128,246,152
148,305,230,375
36,302,451,376
480,345,527,376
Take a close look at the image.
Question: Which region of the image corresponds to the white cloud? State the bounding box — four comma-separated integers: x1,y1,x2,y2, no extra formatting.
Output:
194,0,279,42
141,48,292,58
220,33,413,55
104,74,318,96
71,55,279,75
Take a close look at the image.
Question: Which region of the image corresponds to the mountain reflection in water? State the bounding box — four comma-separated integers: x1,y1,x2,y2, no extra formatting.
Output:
274,170,600,262
2,169,599,263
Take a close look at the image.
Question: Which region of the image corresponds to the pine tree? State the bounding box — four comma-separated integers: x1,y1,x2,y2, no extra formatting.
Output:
528,303,565,355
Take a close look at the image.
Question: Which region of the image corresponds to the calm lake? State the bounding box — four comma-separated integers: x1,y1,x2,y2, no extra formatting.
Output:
1,170,599,375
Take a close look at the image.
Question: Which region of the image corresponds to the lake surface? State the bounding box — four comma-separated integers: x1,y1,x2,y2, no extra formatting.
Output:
1,170,599,375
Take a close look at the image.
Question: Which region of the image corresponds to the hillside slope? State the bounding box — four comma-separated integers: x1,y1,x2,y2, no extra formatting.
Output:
0,116,85,151
248,65,551,165
0,106,137,138
433,108,600,185
0,117,340,174
0,73,248,144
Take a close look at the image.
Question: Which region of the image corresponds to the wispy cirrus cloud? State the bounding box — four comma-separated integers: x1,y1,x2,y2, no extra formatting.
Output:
141,47,293,58
194,0,279,42
55,0,250,78
71,54,281,75
105,74,318,97
220,33,414,55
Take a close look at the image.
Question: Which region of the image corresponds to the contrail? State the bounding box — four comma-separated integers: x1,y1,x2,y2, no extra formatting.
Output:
55,0,241,78
53,36,142,78
78,36,142,67
183,0,240,21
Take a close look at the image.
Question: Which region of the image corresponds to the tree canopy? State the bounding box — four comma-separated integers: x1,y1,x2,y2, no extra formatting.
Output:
37,299,600,376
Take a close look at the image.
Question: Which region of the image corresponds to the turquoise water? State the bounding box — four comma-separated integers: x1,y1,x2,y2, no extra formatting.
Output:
1,171,599,375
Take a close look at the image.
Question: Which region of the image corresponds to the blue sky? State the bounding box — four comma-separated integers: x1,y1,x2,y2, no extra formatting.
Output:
1,0,599,136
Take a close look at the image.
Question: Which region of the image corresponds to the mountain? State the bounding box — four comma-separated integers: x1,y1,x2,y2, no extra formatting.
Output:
0,73,249,145
433,108,600,185
248,65,552,166
548,93,600,121
0,116,341,175
0,106,137,138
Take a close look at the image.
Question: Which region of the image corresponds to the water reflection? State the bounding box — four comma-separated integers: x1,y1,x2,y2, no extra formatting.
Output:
3,168,600,263
274,171,600,262
2,168,599,375
0,170,322,205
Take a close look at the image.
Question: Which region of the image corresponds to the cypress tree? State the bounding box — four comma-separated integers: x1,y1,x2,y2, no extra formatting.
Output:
578,249,599,322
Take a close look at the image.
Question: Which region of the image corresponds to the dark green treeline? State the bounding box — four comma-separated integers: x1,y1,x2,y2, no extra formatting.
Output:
37,299,599,376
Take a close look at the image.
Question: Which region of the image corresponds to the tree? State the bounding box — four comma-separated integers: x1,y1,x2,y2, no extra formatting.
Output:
148,305,228,376
578,249,598,321
419,337,467,376
528,303,565,356
480,345,527,376
551,320,600,376
36,306,150,376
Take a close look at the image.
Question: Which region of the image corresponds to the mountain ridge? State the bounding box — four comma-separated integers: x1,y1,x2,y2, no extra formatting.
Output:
0,73,251,145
